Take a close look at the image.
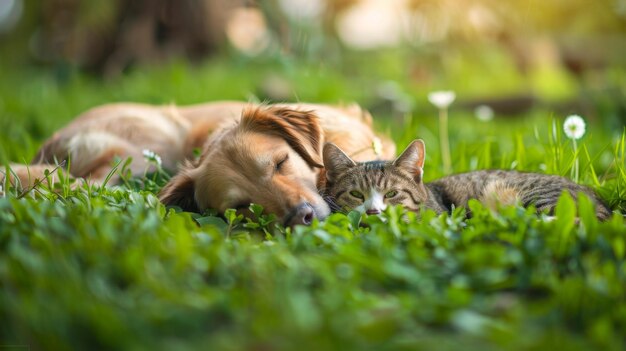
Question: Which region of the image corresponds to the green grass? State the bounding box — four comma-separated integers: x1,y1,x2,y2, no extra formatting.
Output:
1,57,625,350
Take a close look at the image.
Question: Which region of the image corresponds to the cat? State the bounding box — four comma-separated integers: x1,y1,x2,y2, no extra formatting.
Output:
321,139,611,220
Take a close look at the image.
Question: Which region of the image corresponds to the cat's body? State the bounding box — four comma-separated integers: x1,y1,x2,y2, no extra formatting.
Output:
322,140,611,220
426,170,609,216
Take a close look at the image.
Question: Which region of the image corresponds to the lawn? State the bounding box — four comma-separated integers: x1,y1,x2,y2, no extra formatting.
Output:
1,56,625,350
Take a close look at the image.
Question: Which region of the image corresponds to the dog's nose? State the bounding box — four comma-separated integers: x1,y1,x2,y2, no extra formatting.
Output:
286,202,315,227
366,209,381,215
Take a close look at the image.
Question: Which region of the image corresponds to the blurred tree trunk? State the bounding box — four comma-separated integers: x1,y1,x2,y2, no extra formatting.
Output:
35,0,243,76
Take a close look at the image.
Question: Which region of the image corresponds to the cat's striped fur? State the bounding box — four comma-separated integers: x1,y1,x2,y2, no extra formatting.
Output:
322,140,611,220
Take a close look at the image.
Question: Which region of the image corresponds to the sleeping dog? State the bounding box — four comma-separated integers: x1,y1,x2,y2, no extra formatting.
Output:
3,101,395,226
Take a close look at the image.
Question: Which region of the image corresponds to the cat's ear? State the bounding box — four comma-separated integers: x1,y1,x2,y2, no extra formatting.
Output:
323,142,356,182
393,139,425,182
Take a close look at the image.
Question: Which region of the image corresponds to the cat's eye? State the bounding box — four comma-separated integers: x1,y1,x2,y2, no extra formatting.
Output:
385,190,398,198
349,190,364,199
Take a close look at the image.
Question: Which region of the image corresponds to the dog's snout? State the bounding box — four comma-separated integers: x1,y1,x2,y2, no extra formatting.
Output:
286,202,315,227
366,209,381,215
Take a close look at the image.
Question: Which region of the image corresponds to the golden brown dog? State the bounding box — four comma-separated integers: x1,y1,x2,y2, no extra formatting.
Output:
3,101,395,226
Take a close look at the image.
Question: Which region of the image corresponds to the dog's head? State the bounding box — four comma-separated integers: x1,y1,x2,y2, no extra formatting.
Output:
159,106,330,227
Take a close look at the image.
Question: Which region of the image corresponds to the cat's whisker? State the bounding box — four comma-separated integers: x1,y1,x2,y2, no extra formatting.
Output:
321,193,344,213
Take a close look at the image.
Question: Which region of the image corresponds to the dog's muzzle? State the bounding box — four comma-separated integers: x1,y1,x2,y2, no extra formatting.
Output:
284,202,316,227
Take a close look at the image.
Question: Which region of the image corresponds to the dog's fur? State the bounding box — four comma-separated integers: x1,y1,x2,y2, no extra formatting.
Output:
3,101,395,225
1,164,67,195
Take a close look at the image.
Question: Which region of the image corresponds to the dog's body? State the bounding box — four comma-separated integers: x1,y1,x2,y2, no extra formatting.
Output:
4,101,395,226
32,102,244,180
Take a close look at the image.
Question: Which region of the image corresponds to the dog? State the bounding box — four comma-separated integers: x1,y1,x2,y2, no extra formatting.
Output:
3,101,396,226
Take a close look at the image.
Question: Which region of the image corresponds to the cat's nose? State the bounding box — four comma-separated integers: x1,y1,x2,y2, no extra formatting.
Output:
366,209,381,215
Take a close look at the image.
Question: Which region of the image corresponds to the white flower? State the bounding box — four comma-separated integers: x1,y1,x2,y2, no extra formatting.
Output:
142,149,155,159
563,115,586,140
428,91,456,109
142,149,162,167
474,105,494,121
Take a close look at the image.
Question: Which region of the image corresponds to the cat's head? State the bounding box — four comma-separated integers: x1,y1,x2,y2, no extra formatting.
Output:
322,139,429,214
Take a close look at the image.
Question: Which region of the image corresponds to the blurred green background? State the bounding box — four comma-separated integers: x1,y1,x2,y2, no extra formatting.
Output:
0,0,624,164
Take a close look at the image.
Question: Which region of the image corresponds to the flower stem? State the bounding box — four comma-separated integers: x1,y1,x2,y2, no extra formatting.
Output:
573,139,579,183
439,107,452,174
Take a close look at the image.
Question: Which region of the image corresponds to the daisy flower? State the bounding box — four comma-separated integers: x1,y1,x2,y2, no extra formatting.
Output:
563,115,586,140
563,115,586,182
142,149,162,167
474,105,494,122
428,91,456,109
428,90,456,174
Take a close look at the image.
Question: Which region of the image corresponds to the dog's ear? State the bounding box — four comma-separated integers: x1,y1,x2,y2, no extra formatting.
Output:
241,106,324,168
393,139,425,182
158,167,199,212
323,142,356,182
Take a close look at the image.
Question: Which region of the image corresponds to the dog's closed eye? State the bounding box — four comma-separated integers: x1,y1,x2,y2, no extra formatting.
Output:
275,154,289,173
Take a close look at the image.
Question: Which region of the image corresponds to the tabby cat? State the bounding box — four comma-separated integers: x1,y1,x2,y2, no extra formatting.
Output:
322,140,611,220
